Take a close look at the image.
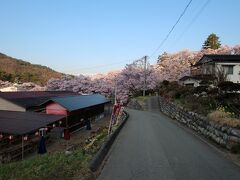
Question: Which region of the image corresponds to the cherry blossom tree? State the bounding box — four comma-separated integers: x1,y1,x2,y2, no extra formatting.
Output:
156,45,240,82
46,45,240,103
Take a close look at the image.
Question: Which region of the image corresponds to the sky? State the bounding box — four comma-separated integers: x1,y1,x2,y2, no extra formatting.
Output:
0,0,239,75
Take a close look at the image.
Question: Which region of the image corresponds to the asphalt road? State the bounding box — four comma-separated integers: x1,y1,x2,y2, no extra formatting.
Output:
99,97,240,180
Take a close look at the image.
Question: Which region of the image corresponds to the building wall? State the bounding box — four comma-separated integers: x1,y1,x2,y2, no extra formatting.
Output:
215,63,240,83
0,97,26,112
46,102,68,116
67,104,106,132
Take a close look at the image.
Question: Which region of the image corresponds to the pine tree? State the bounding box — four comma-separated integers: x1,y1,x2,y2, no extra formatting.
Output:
202,33,221,49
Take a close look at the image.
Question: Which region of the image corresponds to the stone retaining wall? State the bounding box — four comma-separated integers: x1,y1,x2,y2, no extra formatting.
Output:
158,97,240,150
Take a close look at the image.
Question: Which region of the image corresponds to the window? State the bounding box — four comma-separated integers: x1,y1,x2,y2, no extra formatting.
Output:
222,65,234,75
185,83,194,87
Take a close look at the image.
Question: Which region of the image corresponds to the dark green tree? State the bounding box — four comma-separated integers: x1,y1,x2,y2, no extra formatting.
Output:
202,33,221,49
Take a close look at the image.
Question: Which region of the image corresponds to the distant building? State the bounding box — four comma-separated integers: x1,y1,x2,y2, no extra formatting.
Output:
0,84,18,92
0,82,46,92
179,75,215,87
180,55,240,86
179,76,201,87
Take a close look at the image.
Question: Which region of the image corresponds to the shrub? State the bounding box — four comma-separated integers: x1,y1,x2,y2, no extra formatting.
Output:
193,86,208,94
207,88,218,95
207,110,240,128
175,92,181,99
174,86,193,99
168,81,179,89
162,80,169,86
218,81,240,92
199,80,211,86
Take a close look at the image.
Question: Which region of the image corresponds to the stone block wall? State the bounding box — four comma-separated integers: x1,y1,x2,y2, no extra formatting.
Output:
158,97,240,150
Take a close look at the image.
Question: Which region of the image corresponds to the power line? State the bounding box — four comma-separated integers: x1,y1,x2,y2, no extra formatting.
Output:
66,1,194,73
64,57,144,73
65,61,128,72
149,0,193,58
172,0,211,46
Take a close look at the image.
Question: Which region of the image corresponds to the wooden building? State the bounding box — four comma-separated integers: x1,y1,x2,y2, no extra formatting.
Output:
0,91,78,112
42,94,111,132
0,110,64,163
0,92,111,163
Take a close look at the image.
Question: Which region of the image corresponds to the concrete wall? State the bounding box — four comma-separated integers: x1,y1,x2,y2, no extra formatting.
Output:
158,97,240,150
0,97,25,112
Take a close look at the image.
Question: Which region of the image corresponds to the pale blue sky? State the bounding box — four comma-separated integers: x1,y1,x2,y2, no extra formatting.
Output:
0,0,239,75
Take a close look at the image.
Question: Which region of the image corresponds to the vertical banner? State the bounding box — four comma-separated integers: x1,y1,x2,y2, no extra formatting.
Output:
116,106,124,125
108,103,123,135
64,128,70,140
38,136,47,154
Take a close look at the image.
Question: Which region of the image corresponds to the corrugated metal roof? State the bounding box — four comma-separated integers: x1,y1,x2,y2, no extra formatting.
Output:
0,91,78,99
0,111,64,135
11,96,52,108
44,94,110,112
0,91,79,108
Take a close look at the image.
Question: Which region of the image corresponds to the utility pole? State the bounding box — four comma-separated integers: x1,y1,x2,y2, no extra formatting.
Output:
114,86,117,105
22,136,24,160
143,56,147,97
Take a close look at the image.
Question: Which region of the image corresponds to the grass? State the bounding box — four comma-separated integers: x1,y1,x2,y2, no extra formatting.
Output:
207,110,240,128
0,149,90,180
134,96,148,102
0,128,108,180
133,96,148,109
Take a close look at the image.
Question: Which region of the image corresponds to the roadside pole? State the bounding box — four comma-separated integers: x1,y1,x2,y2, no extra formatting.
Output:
143,56,147,97
108,86,117,136
22,136,24,160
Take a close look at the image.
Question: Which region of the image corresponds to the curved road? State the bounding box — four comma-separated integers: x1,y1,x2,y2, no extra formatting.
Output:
99,97,240,180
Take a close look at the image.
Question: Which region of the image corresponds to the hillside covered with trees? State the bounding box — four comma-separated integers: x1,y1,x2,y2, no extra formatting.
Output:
0,53,63,85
